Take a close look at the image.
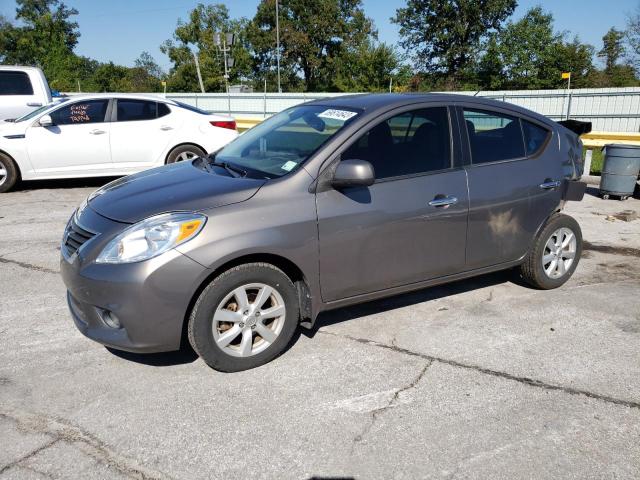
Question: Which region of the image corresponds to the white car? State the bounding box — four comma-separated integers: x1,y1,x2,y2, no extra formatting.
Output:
0,66,53,121
0,93,238,192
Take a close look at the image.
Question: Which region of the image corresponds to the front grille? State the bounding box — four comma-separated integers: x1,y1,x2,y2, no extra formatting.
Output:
63,217,96,256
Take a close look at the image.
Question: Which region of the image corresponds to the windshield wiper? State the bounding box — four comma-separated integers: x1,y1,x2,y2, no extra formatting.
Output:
209,160,247,178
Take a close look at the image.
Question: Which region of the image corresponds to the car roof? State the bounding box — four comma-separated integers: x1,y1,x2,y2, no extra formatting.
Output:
0,65,46,75
63,93,176,104
305,92,553,127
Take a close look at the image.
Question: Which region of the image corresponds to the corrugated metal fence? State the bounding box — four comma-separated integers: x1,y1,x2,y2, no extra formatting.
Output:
165,87,640,133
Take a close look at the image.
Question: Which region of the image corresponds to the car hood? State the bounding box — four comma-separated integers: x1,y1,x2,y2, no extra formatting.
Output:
0,120,27,135
88,161,266,224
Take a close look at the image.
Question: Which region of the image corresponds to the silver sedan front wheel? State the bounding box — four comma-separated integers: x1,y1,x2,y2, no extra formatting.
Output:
212,283,287,358
542,227,577,279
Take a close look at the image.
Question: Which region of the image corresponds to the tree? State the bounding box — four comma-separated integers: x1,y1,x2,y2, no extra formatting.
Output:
476,34,503,90
2,0,79,66
333,42,401,92
161,3,252,93
248,0,376,91
599,28,626,71
486,7,595,89
392,0,516,84
627,5,640,73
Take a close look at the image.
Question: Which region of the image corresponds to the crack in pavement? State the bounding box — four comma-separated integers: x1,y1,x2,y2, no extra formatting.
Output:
0,257,59,275
0,437,60,477
351,360,433,453
0,411,171,480
319,331,640,410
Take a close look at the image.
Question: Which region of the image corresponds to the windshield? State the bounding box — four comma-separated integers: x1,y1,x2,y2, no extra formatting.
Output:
14,98,70,122
215,105,360,178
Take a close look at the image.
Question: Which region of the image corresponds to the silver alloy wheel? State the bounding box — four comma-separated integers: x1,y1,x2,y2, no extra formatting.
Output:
212,283,286,358
0,163,7,186
542,227,577,279
177,151,199,162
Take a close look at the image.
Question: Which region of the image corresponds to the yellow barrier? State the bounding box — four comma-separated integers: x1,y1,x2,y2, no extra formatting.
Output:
581,131,640,148
235,117,264,132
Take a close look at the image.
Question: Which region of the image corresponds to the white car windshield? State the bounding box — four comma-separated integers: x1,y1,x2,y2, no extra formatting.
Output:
14,98,70,122
214,105,361,179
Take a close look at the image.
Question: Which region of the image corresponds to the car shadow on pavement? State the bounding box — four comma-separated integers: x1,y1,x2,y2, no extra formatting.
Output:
305,269,520,338
15,176,120,192
105,346,199,367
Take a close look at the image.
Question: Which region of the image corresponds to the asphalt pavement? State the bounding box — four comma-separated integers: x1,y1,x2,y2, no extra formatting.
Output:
0,179,639,479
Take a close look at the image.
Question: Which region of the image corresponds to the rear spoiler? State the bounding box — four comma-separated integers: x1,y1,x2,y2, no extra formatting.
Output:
557,120,592,136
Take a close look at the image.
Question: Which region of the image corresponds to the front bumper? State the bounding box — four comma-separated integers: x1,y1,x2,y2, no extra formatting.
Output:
60,207,209,353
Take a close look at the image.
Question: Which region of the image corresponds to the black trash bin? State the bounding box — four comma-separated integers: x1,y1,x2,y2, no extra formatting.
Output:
599,144,640,200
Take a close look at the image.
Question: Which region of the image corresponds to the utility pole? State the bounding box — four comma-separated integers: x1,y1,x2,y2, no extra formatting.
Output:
214,32,235,114
561,71,572,120
193,51,205,93
276,0,282,93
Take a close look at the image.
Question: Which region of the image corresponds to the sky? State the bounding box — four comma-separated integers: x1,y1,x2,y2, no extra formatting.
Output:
1,0,638,71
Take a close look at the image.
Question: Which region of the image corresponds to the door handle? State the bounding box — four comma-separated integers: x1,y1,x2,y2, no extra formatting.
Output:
27,102,42,107
429,195,458,208
89,129,106,135
539,180,561,190
160,125,173,131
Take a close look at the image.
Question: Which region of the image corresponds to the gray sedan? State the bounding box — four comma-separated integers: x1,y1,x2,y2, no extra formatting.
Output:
60,93,587,371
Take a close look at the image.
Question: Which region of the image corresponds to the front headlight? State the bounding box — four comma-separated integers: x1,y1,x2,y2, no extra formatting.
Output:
96,213,206,264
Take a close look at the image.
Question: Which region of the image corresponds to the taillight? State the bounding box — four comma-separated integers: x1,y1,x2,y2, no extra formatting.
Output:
210,120,236,130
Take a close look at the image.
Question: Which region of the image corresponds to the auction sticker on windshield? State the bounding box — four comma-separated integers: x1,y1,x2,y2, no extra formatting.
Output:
318,109,358,121
281,160,297,172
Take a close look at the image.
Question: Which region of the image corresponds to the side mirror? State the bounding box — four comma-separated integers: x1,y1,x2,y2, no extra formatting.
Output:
38,115,54,127
332,159,375,188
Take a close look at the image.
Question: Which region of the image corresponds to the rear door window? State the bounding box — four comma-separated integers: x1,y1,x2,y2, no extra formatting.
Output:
116,99,159,122
50,100,109,125
464,109,525,164
0,71,34,95
522,120,550,156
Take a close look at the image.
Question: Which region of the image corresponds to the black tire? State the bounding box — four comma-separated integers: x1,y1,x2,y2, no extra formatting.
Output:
165,144,206,164
519,214,583,290
188,263,300,372
0,153,19,193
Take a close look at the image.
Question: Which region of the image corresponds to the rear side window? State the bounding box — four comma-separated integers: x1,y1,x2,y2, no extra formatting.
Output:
174,101,208,115
117,100,158,121
50,100,109,125
464,109,525,164
522,120,550,156
0,71,34,95
158,103,171,118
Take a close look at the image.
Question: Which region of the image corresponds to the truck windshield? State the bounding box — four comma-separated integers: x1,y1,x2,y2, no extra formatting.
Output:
14,99,69,122
214,105,360,179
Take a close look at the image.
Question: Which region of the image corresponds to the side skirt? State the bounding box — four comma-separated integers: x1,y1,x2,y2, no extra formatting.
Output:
308,257,526,323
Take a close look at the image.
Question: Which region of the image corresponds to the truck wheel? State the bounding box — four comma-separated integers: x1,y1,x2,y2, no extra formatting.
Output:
0,153,18,193
519,214,582,290
188,263,299,372
166,144,206,164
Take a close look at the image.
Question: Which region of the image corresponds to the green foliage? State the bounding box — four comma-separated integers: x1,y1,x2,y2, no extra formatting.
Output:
599,28,626,71
248,0,380,91
333,42,401,92
392,0,517,85
474,7,596,90
0,1,638,94
627,5,640,74
160,3,252,93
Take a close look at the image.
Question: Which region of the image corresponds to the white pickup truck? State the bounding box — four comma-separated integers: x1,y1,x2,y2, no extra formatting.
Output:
0,66,53,121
